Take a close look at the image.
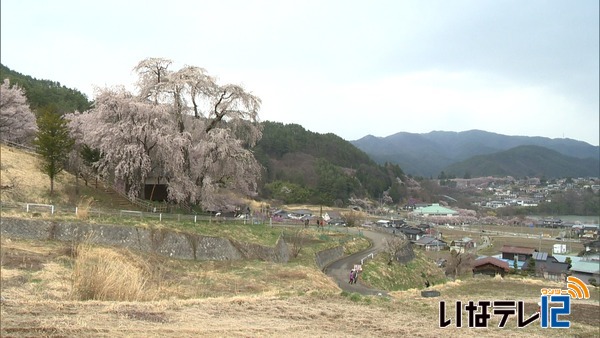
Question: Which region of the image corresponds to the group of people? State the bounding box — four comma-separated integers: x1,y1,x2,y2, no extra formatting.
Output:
348,268,359,284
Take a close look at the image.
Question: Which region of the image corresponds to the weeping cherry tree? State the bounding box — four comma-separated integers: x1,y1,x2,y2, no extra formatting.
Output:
67,58,262,210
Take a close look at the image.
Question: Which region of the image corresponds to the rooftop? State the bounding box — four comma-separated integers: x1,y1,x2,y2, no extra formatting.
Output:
500,245,536,255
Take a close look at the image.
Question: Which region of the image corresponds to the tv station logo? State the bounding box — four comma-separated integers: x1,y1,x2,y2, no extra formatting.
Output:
439,276,591,329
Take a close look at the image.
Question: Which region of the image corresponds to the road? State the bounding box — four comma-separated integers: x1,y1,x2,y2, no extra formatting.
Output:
323,228,391,297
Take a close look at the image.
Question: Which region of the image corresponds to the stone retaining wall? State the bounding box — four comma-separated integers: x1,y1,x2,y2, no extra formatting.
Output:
0,218,287,263
315,245,344,270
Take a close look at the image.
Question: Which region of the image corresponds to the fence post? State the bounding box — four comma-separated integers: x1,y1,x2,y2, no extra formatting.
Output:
194,215,197,223
159,213,162,222
26,204,30,212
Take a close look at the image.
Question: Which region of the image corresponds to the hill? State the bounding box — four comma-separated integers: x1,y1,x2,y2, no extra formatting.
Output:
254,121,407,205
351,130,599,177
0,63,92,113
0,143,139,210
443,145,600,178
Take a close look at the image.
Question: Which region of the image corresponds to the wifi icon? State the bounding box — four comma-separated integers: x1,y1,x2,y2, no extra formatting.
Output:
566,276,590,299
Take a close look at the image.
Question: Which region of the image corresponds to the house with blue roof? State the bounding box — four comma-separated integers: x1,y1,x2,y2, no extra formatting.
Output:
569,259,600,285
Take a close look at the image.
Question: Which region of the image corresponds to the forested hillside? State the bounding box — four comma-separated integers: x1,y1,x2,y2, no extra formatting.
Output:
352,130,599,177
254,122,408,206
443,145,600,179
0,64,91,113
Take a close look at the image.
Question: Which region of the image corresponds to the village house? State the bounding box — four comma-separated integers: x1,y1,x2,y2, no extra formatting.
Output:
271,209,288,219
449,237,477,254
569,257,600,285
572,224,599,240
287,209,312,220
500,245,537,262
522,252,570,282
472,257,510,277
395,226,424,241
322,211,342,223
413,236,447,251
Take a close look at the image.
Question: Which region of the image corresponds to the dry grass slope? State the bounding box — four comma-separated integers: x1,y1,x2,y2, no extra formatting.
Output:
1,144,73,204
2,237,599,337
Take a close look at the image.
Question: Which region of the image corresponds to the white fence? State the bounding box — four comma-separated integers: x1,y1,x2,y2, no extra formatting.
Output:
25,203,55,214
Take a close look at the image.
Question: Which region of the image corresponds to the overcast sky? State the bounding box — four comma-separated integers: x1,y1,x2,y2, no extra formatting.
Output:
2,0,598,145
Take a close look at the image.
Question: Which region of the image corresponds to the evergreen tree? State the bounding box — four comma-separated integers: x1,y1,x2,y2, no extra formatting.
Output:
525,257,536,276
34,108,74,195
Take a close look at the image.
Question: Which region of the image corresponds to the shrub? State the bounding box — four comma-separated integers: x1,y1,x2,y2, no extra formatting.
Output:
71,244,155,301
349,292,362,302
76,196,94,220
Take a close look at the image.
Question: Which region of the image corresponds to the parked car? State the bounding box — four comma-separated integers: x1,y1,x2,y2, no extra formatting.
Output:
328,220,346,226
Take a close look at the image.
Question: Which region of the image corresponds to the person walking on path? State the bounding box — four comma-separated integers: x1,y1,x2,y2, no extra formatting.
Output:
349,268,355,284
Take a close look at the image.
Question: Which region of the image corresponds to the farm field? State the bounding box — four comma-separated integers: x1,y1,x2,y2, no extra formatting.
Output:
432,224,585,256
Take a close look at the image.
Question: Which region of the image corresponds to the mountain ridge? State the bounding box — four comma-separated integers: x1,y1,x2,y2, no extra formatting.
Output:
443,145,600,179
351,129,599,177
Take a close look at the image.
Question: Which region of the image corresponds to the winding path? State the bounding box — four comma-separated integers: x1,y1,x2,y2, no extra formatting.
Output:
323,228,392,296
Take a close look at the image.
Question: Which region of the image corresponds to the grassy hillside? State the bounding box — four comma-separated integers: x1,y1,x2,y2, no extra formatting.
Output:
0,144,137,209
1,144,78,205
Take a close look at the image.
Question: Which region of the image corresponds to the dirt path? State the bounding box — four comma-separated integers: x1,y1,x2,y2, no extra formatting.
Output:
324,228,391,297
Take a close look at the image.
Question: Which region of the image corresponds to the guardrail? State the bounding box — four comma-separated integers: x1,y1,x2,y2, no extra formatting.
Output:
1,201,378,232
25,203,55,214
0,201,293,226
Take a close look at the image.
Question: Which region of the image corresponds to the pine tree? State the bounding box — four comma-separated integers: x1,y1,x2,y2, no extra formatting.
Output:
34,108,74,195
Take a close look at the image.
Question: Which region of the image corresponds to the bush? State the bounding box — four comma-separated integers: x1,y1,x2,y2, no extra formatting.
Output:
349,292,362,302
71,244,155,301
76,196,94,220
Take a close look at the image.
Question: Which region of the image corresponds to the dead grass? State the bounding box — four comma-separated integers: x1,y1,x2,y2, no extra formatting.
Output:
1,237,598,337
0,144,73,204
76,196,95,220
71,244,159,301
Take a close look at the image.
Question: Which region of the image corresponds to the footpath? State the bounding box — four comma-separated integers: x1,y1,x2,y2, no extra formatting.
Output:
324,228,391,297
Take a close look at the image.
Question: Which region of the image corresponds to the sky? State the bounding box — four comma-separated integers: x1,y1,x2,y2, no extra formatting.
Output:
1,0,599,146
